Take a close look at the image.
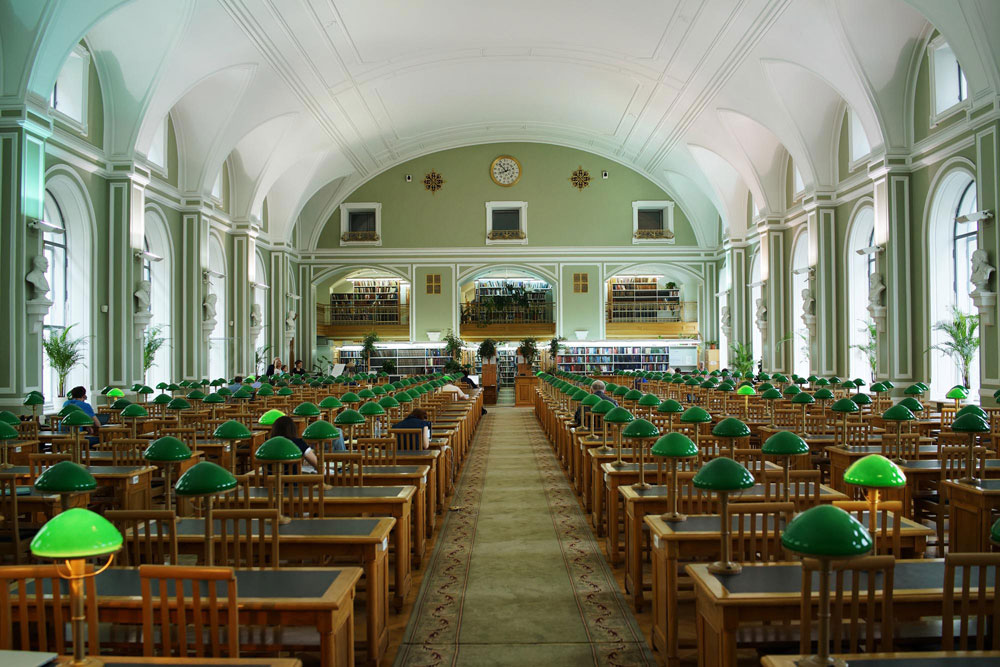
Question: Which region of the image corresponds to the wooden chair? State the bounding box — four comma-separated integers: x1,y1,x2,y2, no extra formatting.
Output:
800,555,895,655
727,501,794,563
139,563,239,657
110,438,149,466
280,474,326,518
213,477,252,511
832,500,903,557
941,406,958,429
106,509,179,566
390,427,426,452
943,552,1000,650
0,563,99,654
762,469,821,509
0,476,35,564
212,508,280,568
327,452,364,486
359,437,397,465
161,427,198,448
27,452,72,478
733,448,767,480
841,422,871,448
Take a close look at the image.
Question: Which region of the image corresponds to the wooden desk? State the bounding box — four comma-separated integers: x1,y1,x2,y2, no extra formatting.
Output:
944,478,1000,552
26,567,361,667
2,465,155,510
645,513,932,663
247,484,414,604
392,449,444,518
161,516,393,662
762,652,1000,666
828,444,953,495
68,658,303,667
363,464,434,537
688,559,973,667
4,438,38,465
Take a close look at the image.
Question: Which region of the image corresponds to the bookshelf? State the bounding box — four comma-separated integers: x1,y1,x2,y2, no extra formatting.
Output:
338,344,446,376
606,277,681,323
327,279,409,325
556,342,698,374
463,279,554,325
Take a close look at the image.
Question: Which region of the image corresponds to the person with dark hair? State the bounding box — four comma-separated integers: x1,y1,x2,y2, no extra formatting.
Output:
227,376,244,393
459,369,478,388
270,415,345,470
64,386,101,433
392,408,432,448
291,360,307,376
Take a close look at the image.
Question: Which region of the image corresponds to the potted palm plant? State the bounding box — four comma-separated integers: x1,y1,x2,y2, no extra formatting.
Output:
361,331,379,372
42,324,87,397
850,320,878,382
729,341,754,378
517,337,538,374
443,330,464,363
142,325,167,384
548,336,565,369
931,306,979,389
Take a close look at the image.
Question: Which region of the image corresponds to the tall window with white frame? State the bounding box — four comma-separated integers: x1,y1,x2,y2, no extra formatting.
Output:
718,260,730,370
749,252,762,371
254,251,269,376
41,192,68,400
928,170,979,399
208,237,228,381
847,206,875,381
790,234,809,378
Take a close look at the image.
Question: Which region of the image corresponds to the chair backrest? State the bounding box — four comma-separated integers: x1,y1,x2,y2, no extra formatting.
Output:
140,563,238,658
27,452,72,478
161,427,198,448
279,473,326,518
110,438,150,466
733,448,767,479
0,563,99,654
727,501,794,563
941,446,977,481
941,406,958,428
0,476,28,564
390,427,425,452
212,508,279,569
832,500,903,557
762,469,821,509
774,408,798,429
106,509,180,566
327,452,365,486
212,477,251,511
359,437,397,465
943,552,1000,650
841,422,870,448
800,555,895,655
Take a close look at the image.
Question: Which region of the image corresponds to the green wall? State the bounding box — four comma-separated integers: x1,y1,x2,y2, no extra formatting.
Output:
559,265,602,339
413,266,455,342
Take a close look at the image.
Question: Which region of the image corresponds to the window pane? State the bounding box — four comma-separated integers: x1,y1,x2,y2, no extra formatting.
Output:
849,109,870,162
637,209,663,231
492,209,520,232
349,211,376,232
52,48,86,124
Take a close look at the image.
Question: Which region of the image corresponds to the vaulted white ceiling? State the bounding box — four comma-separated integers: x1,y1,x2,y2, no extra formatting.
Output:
2,0,998,247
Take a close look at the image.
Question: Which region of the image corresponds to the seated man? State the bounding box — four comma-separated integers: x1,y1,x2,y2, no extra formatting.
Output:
63,385,101,435
574,379,617,427
227,376,244,394
440,381,470,400
392,408,432,449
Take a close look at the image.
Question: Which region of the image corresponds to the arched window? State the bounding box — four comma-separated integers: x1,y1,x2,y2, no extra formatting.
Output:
144,208,173,386
208,236,228,380
254,251,269,375
790,232,809,378
847,205,875,381
749,251,762,368
718,258,730,369
41,192,68,399
928,169,979,399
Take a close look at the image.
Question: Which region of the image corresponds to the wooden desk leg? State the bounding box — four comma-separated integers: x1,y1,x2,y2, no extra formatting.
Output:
607,481,621,566
393,504,412,602
650,542,666,655
627,502,644,611
426,472,437,532
412,487,426,568
319,613,334,667
593,470,605,537
666,549,680,667
363,544,389,664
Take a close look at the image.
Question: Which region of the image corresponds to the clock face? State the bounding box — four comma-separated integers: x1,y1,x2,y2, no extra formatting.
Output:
490,155,521,186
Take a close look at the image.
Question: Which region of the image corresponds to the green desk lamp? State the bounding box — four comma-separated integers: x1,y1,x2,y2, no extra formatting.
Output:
359,401,387,437
651,433,698,521
623,389,643,412
783,384,801,398
760,388,783,427
813,388,834,423
657,399,684,432
256,384,274,407
120,403,147,439
379,395,401,423
34,460,97,512
302,419,340,479
717,382,734,415
637,393,660,420
335,408,366,450
711,417,751,459
0,411,19,426
341,391,361,408
174,461,237,565
591,399,616,451
946,385,969,412
790,391,815,436
761,431,809,502
23,391,44,430
62,410,95,465
603,407,634,467
956,404,988,420
143,436,192,513
622,418,659,488
202,392,225,422
293,401,322,427
781,505,872,667
166,397,191,427
831,398,860,447
680,406,712,453
30,508,123,667
736,384,755,417
692,457,755,573
952,412,991,484
851,392,872,409
898,397,924,434
319,396,344,423
578,393,600,435
880,404,915,463
255,436,303,523
0,421,20,468
258,409,286,426
213,420,253,475
843,454,905,555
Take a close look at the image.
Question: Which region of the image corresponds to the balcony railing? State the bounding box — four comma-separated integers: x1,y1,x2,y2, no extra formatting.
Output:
461,300,555,326
317,303,409,327
606,301,698,323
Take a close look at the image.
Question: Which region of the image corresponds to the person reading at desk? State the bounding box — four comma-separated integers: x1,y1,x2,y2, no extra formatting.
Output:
270,415,345,471
392,408,432,449
64,386,101,435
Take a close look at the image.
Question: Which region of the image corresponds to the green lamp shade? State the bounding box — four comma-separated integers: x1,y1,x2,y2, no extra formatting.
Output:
700,381,717,389
951,413,991,434
359,401,386,416
0,422,19,440
174,461,238,497
843,454,906,488
143,436,193,462
302,420,340,440
852,393,873,406
22,393,44,406
605,383,619,392
657,399,684,414
692,457,755,491
736,385,756,396
166,398,191,411
772,374,788,383
624,389,643,401
34,461,97,493
319,396,343,410
602,407,634,424
120,404,148,418
904,384,925,395
341,392,361,403
379,396,400,409
592,399,616,415
956,404,988,420
831,398,859,413
761,388,783,400
186,390,206,401
783,385,801,396
396,391,415,403
790,392,815,405
292,402,321,417
572,389,591,402
946,386,969,400
761,431,809,456
622,418,659,439
106,388,125,398
213,420,252,440
0,411,19,426
813,388,835,400
58,404,82,417
991,517,1000,545
62,411,95,428
166,384,180,391
870,383,887,393
680,406,712,423
758,373,771,381
30,508,123,559
711,417,751,438
137,386,154,395
152,394,172,405
256,386,274,397
815,378,830,387
581,394,601,408
898,397,924,413
808,375,819,383
613,386,630,398
637,393,660,407
994,388,1000,402
203,393,225,404
257,409,287,426
110,399,132,410
256,436,304,462
232,387,252,399
781,505,872,557
334,409,366,426
277,387,294,396
651,433,698,458
881,404,915,422
358,389,376,400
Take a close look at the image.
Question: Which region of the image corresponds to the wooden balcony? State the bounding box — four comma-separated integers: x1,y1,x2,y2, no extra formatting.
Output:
316,304,410,341
459,300,556,340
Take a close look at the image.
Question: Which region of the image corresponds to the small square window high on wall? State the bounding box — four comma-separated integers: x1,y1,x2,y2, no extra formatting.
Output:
426,274,441,294
931,38,968,116
50,44,89,128
573,273,588,293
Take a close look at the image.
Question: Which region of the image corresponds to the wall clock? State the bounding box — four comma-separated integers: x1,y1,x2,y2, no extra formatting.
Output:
490,155,521,187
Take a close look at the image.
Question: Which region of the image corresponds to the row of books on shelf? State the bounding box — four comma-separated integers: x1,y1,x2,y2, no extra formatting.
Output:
560,355,669,364
562,346,670,354
560,363,673,372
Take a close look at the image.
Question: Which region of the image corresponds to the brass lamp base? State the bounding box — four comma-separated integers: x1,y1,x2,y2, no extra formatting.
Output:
612,460,626,468
661,511,687,522
278,514,292,524
795,655,847,667
708,560,743,574
961,476,982,486
632,481,651,490
66,657,103,667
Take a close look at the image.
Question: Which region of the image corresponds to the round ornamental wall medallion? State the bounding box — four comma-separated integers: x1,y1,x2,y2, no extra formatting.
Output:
423,170,445,194
570,166,591,191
